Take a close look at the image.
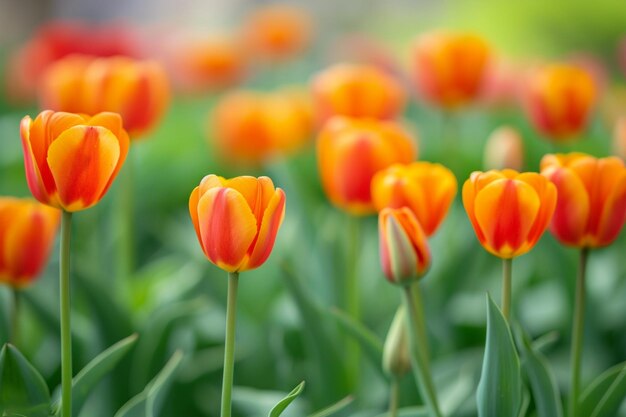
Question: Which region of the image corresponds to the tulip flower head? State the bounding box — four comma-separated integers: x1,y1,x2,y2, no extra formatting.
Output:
412,31,491,108
189,175,286,273
311,63,406,122
371,162,457,236
463,170,557,258
524,64,596,141
483,126,524,171
379,207,431,285
20,110,130,212
39,54,94,113
541,153,626,248
317,117,417,215
0,198,60,288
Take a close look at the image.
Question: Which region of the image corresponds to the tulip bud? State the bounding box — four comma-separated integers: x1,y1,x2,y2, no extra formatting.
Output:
379,207,430,285
613,116,626,161
383,305,411,378
483,126,524,171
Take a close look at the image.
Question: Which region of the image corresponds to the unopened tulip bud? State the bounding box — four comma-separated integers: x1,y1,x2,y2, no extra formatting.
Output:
383,305,411,378
483,126,524,171
613,117,626,161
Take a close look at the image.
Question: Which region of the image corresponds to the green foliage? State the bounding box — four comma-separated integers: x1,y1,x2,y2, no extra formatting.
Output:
269,381,305,417
579,361,626,417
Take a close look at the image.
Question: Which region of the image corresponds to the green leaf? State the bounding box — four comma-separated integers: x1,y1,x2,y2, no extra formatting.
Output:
51,334,139,416
0,344,50,417
114,350,184,417
268,381,305,417
307,396,353,417
373,406,429,417
579,360,626,417
476,295,522,417
517,327,563,417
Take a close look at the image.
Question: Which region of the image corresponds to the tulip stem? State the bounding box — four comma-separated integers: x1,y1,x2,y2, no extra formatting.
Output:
10,288,20,345
221,272,239,417
117,155,135,286
403,285,442,417
345,216,361,388
388,378,400,417
569,248,589,417
502,258,512,320
60,211,73,417
411,282,430,364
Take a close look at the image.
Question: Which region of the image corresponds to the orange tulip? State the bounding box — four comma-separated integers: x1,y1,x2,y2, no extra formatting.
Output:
541,153,626,248
317,117,417,215
524,64,596,141
0,198,60,288
411,31,490,108
39,54,94,113
483,126,524,171
379,207,430,284
189,175,286,273
371,162,456,236
463,170,557,258
311,63,406,122
211,88,313,163
83,56,170,138
20,110,130,212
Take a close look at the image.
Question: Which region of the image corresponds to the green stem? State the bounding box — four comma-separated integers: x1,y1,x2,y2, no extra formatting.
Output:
502,258,512,321
60,211,73,417
569,248,589,417
411,282,430,364
10,288,20,345
345,216,361,388
403,286,442,417
221,272,239,417
388,378,400,417
117,155,135,285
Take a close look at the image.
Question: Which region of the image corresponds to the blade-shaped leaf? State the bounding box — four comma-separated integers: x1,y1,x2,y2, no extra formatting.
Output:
307,396,353,417
114,350,184,417
0,344,50,417
476,295,521,417
517,327,563,417
268,381,305,417
579,361,626,417
374,406,429,417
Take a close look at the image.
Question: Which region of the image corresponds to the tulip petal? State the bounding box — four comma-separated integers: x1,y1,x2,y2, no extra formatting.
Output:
197,187,258,272
188,186,206,258
244,188,286,271
595,169,626,246
517,173,557,246
224,176,275,227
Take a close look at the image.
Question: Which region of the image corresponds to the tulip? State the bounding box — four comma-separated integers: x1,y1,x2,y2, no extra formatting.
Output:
0,198,60,288
411,31,490,108
39,55,94,113
317,117,417,215
82,56,170,138
383,305,411,417
483,126,524,171
311,63,406,122
372,162,456,236
541,153,626,248
20,110,130,212
524,64,596,141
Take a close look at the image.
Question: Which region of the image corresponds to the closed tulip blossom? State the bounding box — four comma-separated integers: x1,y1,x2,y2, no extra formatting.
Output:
312,63,406,122
541,153,626,248
483,126,524,171
20,110,130,212
317,117,417,215
372,162,456,236
0,198,60,288
525,64,596,141
39,54,94,113
412,31,490,108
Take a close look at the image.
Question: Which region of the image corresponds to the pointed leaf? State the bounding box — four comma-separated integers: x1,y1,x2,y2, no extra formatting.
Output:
307,396,353,417
0,344,50,417
579,361,626,417
268,381,305,417
476,296,522,417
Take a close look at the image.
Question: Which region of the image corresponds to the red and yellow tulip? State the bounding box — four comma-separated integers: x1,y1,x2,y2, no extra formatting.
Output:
541,153,626,248
411,31,490,108
317,117,417,215
20,110,130,212
189,175,286,273
39,54,94,113
524,64,596,141
379,207,430,285
311,63,406,122
371,162,456,236
463,170,557,258
0,198,60,288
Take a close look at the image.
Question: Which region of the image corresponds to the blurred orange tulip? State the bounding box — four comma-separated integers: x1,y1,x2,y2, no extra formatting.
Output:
212,88,314,163
524,64,596,141
83,56,170,138
243,4,312,60
311,63,406,122
463,170,557,258
541,153,626,248
317,117,417,215
412,31,490,108
189,175,286,273
379,207,430,284
20,110,130,212
371,162,456,236
0,198,60,288
39,54,94,113
483,126,524,171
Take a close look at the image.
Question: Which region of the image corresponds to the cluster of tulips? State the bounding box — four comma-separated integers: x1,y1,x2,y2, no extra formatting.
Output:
2,5,626,417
